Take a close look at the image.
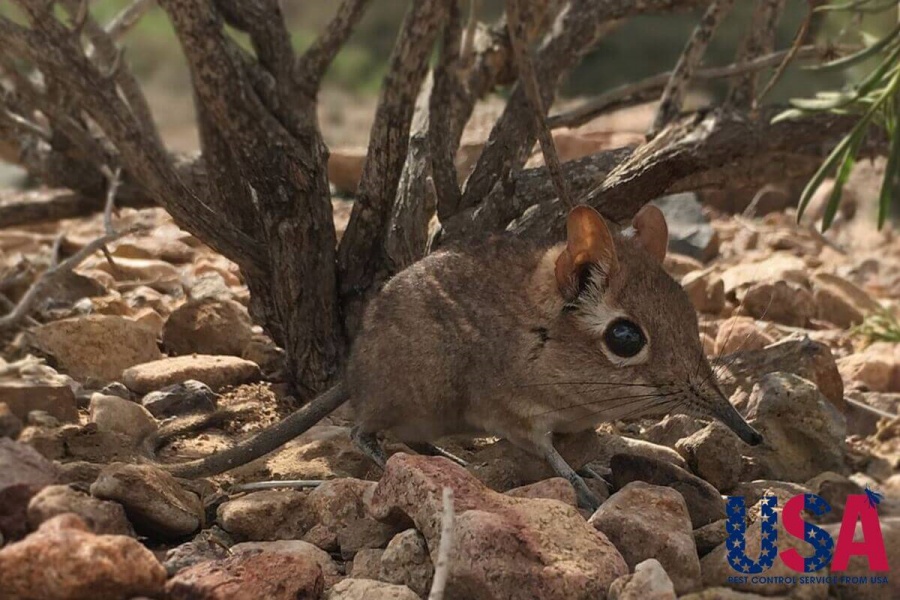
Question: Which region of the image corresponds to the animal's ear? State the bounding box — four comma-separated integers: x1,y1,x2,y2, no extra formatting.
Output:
632,204,668,263
555,205,619,299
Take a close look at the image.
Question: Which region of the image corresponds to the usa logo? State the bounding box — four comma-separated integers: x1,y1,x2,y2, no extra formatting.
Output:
725,487,889,575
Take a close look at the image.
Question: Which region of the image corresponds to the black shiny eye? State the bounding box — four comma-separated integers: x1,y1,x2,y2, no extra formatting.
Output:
603,319,646,358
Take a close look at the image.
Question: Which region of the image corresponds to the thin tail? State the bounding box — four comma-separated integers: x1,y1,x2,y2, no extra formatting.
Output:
162,382,350,479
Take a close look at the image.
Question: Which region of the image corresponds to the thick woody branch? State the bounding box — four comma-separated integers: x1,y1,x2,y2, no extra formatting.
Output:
337,0,449,335
726,0,785,109
294,0,373,95
454,0,708,225
649,0,734,138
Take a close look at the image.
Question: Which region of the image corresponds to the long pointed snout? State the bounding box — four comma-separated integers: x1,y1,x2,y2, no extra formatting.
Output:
713,398,763,446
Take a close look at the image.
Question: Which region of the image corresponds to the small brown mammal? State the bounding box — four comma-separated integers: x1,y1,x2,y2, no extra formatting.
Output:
159,205,761,509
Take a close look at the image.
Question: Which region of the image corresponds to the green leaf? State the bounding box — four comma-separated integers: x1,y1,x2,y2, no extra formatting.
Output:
815,0,900,13
822,135,863,230
790,91,859,110
797,135,855,221
808,23,900,72
877,110,900,229
771,108,807,124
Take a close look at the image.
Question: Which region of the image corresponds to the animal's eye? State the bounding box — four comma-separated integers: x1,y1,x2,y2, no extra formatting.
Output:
603,319,646,358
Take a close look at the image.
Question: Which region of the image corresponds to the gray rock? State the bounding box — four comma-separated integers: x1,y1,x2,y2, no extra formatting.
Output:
98,382,133,400
350,548,385,579
676,421,744,492
652,193,718,262
141,380,217,418
693,519,727,557
327,579,420,600
337,517,399,559
217,489,312,541
642,414,703,448
163,527,233,576
746,373,847,482
0,438,59,541
0,403,23,439
90,463,203,539
610,453,726,528
380,529,434,597
608,558,677,600
590,482,700,594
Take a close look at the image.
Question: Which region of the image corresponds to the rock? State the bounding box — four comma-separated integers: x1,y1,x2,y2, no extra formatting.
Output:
824,516,899,600
718,337,844,410
337,517,399,559
133,307,165,336
163,528,233,576
232,540,341,586
675,422,744,492
608,558,677,600
693,519,728,557
609,453,726,528
305,478,381,552
595,430,688,470
328,148,366,195
838,342,900,393
122,355,261,394
241,333,285,376
812,273,881,328
740,280,815,327
642,414,703,448
380,529,434,597
652,193,719,262
745,373,847,482
327,579,420,600
0,438,59,541
113,237,196,264
682,271,726,314
0,514,165,599
369,454,627,600
165,550,324,600
505,477,577,506
98,381,132,400
0,380,78,423
88,393,157,441
26,410,58,427
721,253,807,293
163,298,253,357
217,489,311,541
350,548,385,579
0,403,23,438
92,256,181,288
90,463,203,539
27,484,134,536
714,317,774,356
680,588,772,599
590,482,700,594
803,472,863,524
31,315,162,383
663,253,704,279
141,380,217,418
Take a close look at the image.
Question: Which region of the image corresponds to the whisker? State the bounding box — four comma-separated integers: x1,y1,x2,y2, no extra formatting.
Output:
512,380,670,389
529,389,680,418
555,394,684,426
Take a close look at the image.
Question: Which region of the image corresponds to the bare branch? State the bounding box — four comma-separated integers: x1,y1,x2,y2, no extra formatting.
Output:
101,166,122,234
725,0,786,109
460,0,480,63
756,2,814,105
337,0,449,334
649,0,735,138
105,0,155,40
294,0,373,95
428,487,455,600
548,45,837,130
505,0,572,208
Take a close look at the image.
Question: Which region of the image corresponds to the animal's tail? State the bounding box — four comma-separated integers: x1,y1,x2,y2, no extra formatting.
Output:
161,382,350,479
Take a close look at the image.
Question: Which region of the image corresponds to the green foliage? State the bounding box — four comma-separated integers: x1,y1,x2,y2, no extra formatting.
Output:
850,308,900,344
774,0,900,231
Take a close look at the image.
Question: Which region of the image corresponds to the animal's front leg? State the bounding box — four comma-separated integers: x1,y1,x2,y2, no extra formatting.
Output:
533,435,601,512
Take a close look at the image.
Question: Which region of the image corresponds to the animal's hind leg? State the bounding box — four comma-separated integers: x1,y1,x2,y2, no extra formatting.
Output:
351,426,388,469
536,437,601,512
406,442,468,467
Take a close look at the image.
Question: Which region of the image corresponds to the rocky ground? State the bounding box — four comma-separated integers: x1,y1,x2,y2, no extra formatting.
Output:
1,105,900,599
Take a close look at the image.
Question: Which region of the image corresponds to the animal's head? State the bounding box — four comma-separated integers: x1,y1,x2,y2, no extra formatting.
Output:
538,204,762,445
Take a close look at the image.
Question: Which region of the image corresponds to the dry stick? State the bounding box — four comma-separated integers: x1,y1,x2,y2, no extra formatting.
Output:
725,0,786,109
460,0,480,63
428,487,456,600
105,0,154,40
755,2,815,107
548,45,836,130
649,0,735,138
505,0,573,209
294,0,373,93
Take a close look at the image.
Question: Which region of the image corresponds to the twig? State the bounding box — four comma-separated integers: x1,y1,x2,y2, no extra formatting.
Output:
230,480,325,493
547,45,833,130
49,234,64,268
649,0,735,138
294,0,373,94
0,226,137,330
428,487,455,600
725,0,786,109
101,166,122,234
505,0,573,207
105,0,155,41
460,0,480,64
756,2,815,106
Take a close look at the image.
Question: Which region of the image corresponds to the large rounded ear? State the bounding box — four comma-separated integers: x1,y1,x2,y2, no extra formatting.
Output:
633,204,668,263
555,206,619,299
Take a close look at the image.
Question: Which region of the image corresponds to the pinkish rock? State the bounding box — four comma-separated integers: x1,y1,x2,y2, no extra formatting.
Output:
608,558,677,600
590,482,700,594
0,380,77,423
838,342,900,393
163,298,253,357
0,514,165,599
714,317,774,356
369,454,627,600
380,529,433,596
505,477,577,506
27,484,134,536
217,489,312,541
327,578,419,600
165,550,323,600
231,540,341,587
